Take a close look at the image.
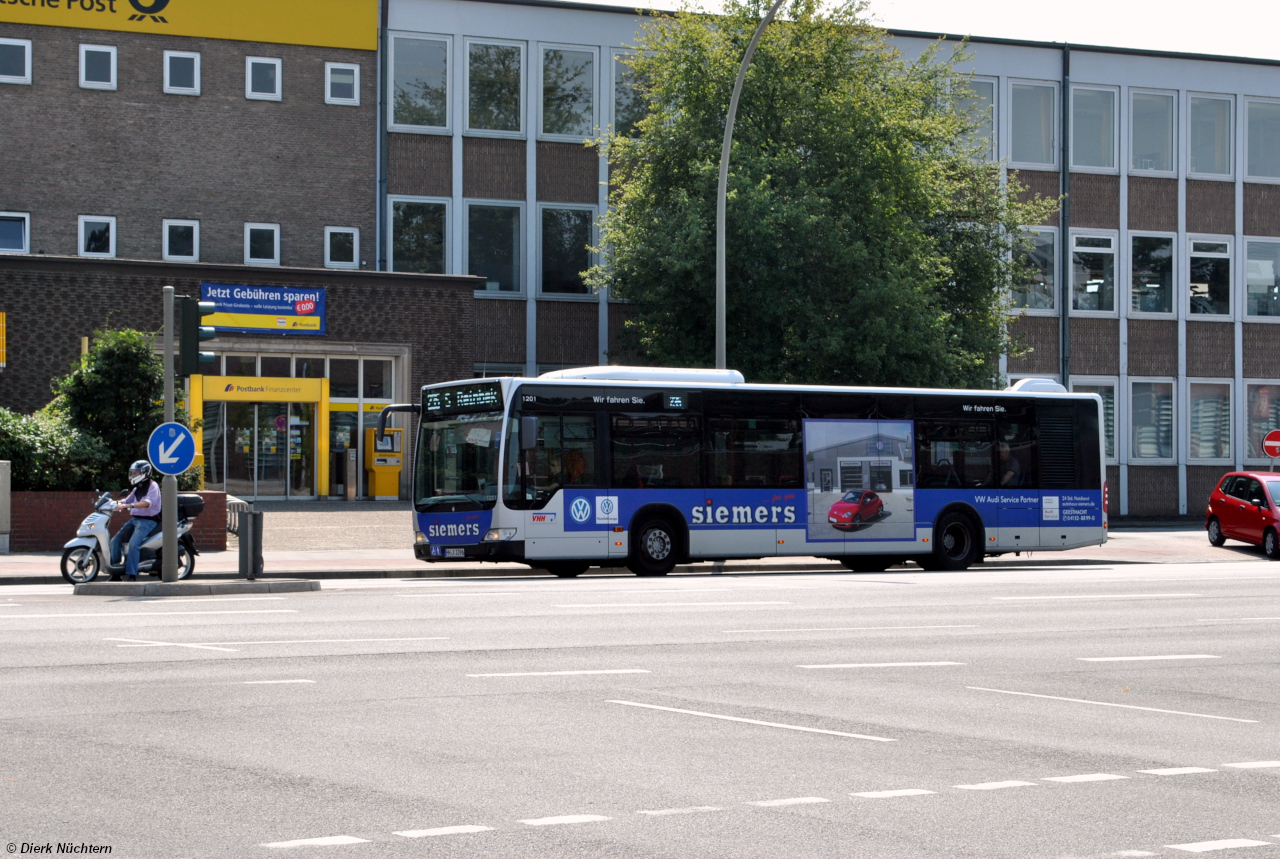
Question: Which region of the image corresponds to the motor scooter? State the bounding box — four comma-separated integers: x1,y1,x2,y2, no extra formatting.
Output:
60,491,203,584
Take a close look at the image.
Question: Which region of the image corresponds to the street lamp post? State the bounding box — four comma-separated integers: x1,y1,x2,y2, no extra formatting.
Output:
716,0,787,370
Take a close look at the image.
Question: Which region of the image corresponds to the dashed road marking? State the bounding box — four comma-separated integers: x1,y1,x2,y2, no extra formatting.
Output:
394,825,494,838
0,609,298,619
636,806,722,816
468,669,650,677
106,637,238,653
1079,655,1220,662
724,625,977,633
746,797,830,807
994,593,1201,601
519,815,610,826
244,680,316,685
955,781,1037,791
852,789,935,798
554,602,791,608
799,661,964,669
1042,773,1129,783
966,686,1259,723
1165,839,1272,852
262,835,369,848
1139,767,1217,776
608,700,896,742
1222,761,1280,769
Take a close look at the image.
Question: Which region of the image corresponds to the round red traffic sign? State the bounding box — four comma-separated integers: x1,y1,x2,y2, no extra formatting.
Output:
1264,429,1280,458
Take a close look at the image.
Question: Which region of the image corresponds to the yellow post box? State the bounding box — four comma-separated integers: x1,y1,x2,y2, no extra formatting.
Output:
364,427,404,500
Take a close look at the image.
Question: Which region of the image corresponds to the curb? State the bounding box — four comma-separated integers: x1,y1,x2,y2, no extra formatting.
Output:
73,579,320,596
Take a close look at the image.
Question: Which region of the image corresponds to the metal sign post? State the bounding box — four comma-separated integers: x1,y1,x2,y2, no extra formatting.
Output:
162,286,178,582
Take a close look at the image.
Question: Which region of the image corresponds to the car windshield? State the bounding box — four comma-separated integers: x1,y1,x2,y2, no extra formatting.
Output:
1264,480,1280,502
841,491,861,502
413,411,504,512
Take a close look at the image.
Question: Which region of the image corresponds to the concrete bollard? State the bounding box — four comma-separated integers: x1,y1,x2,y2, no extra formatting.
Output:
0,461,10,555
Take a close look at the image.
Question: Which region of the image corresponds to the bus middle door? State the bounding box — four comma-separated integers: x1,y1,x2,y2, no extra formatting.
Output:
526,414,607,561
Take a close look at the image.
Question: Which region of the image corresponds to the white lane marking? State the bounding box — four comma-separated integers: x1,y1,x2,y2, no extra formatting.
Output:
1223,761,1280,769
519,815,610,826
726,625,976,633
105,637,238,653
1042,773,1129,783
1139,767,1217,775
955,781,1037,791
394,825,494,838
746,797,830,807
555,602,791,608
262,835,369,848
799,661,964,669
637,806,722,816
966,687,1260,723
112,637,447,647
244,680,316,685
1166,839,1273,852
134,596,286,603
994,593,1201,601
468,669,650,677
608,700,895,742
1079,655,1220,662
0,604,22,607
0,610,297,619
1200,617,1280,623
397,592,521,597
852,789,935,798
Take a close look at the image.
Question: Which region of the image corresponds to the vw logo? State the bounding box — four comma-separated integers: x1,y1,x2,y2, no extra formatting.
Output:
599,498,615,516
569,498,592,523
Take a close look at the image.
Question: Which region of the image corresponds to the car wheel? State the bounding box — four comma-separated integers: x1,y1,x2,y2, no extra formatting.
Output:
852,513,862,528
1207,517,1226,547
932,512,978,571
627,516,679,577
1264,528,1280,560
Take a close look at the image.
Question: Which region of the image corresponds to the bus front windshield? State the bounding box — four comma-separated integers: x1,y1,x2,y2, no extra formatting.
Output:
413,412,504,512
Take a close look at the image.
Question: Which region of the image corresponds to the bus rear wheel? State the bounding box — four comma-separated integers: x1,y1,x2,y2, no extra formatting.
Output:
628,516,679,577
931,512,979,571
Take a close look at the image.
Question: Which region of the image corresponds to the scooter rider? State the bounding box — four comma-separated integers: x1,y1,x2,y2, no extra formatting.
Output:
109,461,162,582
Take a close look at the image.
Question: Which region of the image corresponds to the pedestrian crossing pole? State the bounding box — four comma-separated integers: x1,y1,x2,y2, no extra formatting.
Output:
162,286,178,582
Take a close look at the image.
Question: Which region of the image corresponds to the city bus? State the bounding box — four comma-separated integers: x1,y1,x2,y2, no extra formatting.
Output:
379,367,1107,577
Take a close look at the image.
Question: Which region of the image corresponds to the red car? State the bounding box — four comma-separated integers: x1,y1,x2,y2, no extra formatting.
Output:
1205,472,1280,558
828,490,884,531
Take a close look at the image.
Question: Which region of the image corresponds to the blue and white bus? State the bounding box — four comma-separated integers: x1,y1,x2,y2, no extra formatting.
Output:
379,367,1107,577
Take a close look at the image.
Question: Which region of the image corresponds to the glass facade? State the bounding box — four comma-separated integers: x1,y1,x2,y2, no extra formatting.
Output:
1132,382,1174,460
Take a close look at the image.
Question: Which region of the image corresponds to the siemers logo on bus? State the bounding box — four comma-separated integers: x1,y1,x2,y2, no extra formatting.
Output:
428,522,481,539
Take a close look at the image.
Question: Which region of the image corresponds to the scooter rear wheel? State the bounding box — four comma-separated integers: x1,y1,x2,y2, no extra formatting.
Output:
61,547,100,584
155,543,196,581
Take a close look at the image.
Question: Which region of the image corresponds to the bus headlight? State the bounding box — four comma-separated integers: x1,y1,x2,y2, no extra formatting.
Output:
482,528,517,542
414,531,428,544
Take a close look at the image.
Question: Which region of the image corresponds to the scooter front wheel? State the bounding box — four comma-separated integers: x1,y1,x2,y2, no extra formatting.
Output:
61,547,101,584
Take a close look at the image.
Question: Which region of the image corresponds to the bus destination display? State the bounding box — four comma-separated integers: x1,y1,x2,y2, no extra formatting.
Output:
425,382,503,414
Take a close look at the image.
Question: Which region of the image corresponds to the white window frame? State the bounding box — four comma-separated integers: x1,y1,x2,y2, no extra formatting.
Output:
537,43,598,141
1129,376,1177,465
1187,235,1233,319
386,194,451,275
1009,225,1058,316
77,215,116,258
464,37,525,138
1070,84,1119,173
536,202,597,298
245,56,282,102
388,32,451,134
1127,230,1178,319
325,61,360,106
1128,88,1176,177
1069,230,1119,318
243,222,281,266
1245,237,1280,322
324,226,360,269
1187,92,1234,180
1006,78,1058,170
0,38,33,85
464,198,524,294
163,50,200,96
1243,380,1280,465
162,219,199,262
1070,375,1120,465
959,75,998,162
79,44,117,91
1245,96,1280,184
0,211,31,255
1186,378,1234,465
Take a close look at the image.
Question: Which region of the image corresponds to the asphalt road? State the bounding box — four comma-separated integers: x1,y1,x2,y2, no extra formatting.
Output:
1,561,1278,858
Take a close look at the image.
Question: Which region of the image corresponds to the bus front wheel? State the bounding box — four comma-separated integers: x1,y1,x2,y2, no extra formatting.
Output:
543,562,590,578
628,517,679,577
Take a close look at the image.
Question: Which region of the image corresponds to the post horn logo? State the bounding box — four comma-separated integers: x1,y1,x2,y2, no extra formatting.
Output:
128,0,170,23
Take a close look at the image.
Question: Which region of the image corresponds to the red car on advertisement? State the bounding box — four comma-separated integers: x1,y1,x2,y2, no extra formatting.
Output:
1205,471,1280,558
828,490,884,531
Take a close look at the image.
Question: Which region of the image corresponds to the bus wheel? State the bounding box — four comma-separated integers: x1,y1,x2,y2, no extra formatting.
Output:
841,556,893,573
544,562,590,578
933,512,978,571
628,517,678,577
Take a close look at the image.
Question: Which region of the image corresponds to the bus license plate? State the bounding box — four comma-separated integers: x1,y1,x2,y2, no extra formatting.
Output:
445,548,465,558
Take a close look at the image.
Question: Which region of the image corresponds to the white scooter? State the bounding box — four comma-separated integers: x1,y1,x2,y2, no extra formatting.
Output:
60,491,203,584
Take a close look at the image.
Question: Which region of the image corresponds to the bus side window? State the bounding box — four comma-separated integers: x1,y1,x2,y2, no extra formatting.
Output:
997,402,1038,489
707,417,801,488
915,420,995,489
612,414,701,488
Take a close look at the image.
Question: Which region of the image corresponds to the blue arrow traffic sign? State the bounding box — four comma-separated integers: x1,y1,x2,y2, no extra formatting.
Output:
147,422,196,476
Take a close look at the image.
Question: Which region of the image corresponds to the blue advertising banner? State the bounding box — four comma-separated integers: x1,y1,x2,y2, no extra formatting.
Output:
201,283,327,335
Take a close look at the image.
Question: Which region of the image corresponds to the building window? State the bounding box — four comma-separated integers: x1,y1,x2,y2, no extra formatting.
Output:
0,212,29,254
467,40,522,134
541,46,595,138
467,202,521,291
1130,235,1174,315
244,223,280,265
1071,86,1116,170
612,50,645,138
1189,95,1232,176
1246,384,1280,459
540,206,593,294
162,219,199,261
389,198,446,273
363,359,392,399
1010,82,1055,166
0,38,32,85
1189,382,1231,461
79,45,117,91
1071,234,1115,313
246,57,282,101
1247,240,1280,318
325,226,359,269
1189,239,1231,316
325,62,359,106
1247,99,1280,180
1131,381,1174,461
957,77,995,161
1131,91,1174,173
391,36,448,130
1012,228,1055,311
163,51,200,95
1071,381,1116,461
78,216,115,258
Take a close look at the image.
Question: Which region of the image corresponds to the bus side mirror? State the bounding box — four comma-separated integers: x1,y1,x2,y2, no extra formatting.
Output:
520,416,539,451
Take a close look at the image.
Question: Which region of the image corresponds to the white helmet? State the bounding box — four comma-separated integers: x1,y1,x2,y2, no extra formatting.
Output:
128,460,153,486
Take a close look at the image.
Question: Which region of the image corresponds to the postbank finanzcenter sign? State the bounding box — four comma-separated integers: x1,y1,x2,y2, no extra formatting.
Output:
0,0,378,51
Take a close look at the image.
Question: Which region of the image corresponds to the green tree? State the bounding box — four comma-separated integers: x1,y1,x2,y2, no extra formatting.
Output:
0,406,110,491
588,0,1054,388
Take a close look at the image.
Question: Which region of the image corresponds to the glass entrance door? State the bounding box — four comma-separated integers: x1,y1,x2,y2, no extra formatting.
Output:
289,403,315,497
257,403,288,497
211,402,316,499
225,402,256,497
